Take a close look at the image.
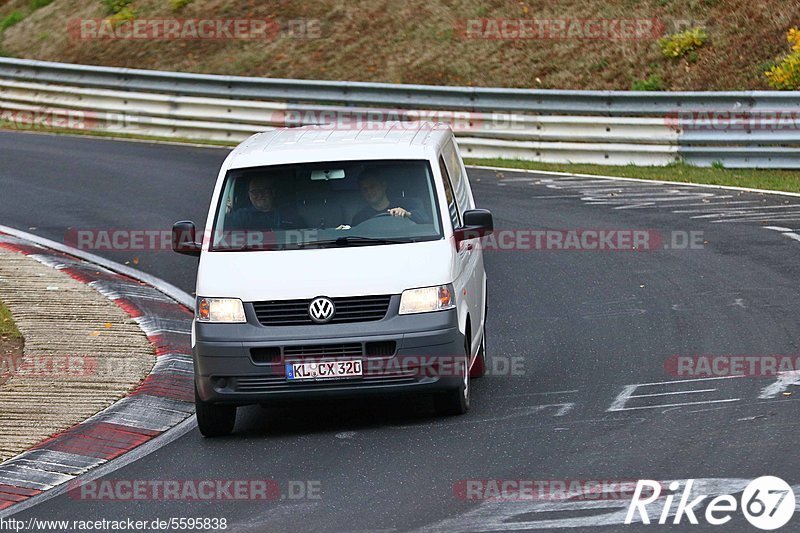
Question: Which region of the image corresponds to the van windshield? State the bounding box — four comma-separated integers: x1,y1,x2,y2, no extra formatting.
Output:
210,159,443,251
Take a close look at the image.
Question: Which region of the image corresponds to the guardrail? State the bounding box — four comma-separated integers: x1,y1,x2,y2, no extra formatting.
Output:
0,58,798,168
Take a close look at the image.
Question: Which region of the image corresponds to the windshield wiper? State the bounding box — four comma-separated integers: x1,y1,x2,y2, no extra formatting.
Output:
211,244,276,252
296,236,414,248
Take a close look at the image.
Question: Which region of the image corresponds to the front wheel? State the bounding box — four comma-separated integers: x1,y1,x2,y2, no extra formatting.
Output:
434,343,470,416
195,385,237,437
469,325,487,378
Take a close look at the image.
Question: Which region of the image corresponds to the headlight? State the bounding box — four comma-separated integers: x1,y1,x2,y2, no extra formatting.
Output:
197,297,246,323
399,285,455,315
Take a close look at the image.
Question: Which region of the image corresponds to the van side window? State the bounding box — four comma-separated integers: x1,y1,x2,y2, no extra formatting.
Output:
443,140,471,211
447,144,462,189
439,156,461,228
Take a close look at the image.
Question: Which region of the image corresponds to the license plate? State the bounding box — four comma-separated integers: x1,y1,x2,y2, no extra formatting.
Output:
285,360,363,381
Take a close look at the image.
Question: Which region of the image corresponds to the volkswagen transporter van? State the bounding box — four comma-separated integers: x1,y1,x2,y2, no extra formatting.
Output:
173,123,493,436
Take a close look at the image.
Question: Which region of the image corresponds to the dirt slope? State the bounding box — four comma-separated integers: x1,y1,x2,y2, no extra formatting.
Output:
0,0,797,90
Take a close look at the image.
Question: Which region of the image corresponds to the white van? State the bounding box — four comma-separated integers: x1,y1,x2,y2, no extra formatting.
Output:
173,122,493,436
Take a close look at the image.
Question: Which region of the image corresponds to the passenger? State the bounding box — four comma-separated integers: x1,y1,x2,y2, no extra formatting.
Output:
226,175,306,231
352,173,430,225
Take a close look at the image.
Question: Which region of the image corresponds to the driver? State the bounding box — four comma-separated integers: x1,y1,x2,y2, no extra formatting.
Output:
351,173,430,225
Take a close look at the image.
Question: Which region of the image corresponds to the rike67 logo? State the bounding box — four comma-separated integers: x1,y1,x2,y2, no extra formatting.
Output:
626,477,795,530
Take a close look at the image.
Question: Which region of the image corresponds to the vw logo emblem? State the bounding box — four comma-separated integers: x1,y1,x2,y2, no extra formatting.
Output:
308,297,335,323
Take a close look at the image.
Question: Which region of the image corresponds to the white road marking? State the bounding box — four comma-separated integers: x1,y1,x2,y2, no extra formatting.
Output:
711,214,800,223
542,180,647,189
587,190,713,199
689,205,800,219
607,376,744,412
607,385,638,412
586,194,716,204
669,201,765,211
654,200,763,210
470,165,800,199
688,204,800,215
604,198,726,210
627,375,746,386
496,171,800,246
628,389,717,399
759,370,800,399
609,399,740,412
553,404,574,416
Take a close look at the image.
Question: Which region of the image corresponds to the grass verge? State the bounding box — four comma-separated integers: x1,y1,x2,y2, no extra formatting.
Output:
0,124,238,147
0,299,21,339
464,159,800,194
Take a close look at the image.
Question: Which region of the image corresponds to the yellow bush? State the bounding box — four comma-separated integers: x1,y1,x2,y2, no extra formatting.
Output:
765,28,800,90
659,28,708,59
108,7,135,26
789,27,800,52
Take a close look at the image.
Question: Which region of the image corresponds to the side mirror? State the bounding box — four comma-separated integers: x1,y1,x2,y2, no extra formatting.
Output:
172,221,201,257
454,209,494,244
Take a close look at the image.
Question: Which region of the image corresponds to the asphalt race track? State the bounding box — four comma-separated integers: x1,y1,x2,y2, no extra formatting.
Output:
2,131,800,531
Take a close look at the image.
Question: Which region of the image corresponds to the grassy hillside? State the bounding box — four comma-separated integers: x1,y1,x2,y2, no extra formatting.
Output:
0,0,797,90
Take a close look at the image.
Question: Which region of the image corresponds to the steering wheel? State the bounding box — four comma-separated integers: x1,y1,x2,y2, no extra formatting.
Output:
356,211,416,229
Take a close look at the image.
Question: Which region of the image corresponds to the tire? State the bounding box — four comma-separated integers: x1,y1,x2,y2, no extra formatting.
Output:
195,385,237,437
469,324,487,378
434,339,470,416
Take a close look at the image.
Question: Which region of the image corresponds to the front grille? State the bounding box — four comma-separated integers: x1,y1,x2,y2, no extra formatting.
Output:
253,295,392,326
250,347,281,364
249,341,397,365
365,341,396,357
231,372,418,393
284,343,363,358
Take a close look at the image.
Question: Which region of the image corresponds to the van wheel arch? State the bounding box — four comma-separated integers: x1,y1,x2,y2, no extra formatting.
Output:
434,318,471,416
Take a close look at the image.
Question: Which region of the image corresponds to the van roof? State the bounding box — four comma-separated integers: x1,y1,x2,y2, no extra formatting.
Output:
226,122,453,169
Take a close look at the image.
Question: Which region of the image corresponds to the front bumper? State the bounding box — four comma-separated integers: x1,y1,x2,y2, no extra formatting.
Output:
194,302,464,405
